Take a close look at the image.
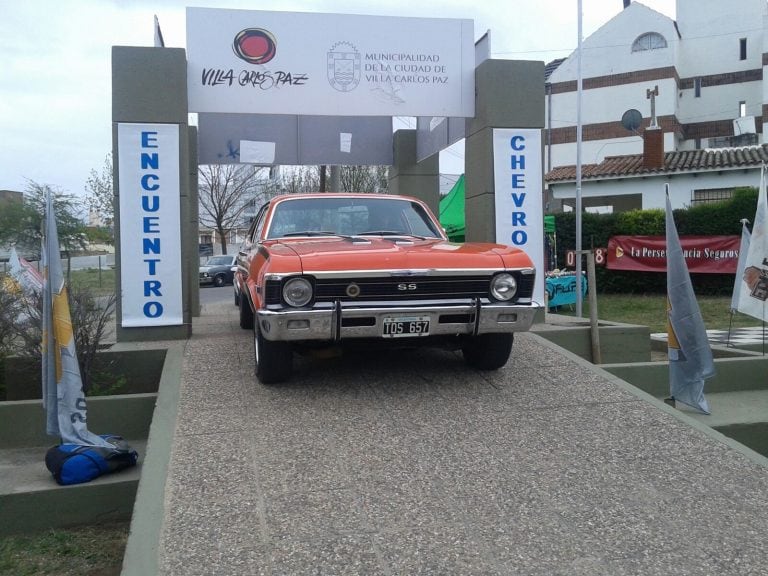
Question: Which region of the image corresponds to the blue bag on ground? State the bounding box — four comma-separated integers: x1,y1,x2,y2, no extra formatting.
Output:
45,435,139,485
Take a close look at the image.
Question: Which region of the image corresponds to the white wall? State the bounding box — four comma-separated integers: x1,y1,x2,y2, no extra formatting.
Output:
549,4,678,82
545,0,768,209
677,83,763,125
548,132,676,172
550,168,761,211
676,0,766,77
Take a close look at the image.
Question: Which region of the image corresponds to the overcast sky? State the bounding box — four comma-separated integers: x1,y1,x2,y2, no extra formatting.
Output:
0,0,675,202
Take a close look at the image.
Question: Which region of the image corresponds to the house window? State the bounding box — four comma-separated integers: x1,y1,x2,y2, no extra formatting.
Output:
631,32,667,52
691,188,733,205
740,101,747,117
740,38,747,60
694,138,702,150
694,77,702,98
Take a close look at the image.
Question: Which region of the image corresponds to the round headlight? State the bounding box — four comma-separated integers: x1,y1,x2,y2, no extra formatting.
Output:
490,273,517,301
282,277,313,307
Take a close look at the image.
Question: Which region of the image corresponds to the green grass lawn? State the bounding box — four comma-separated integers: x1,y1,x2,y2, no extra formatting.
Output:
69,268,115,296
0,522,128,576
557,293,765,334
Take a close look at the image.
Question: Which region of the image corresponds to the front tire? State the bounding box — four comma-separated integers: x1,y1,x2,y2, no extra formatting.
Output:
239,291,254,329
213,274,226,287
462,333,514,370
254,325,293,384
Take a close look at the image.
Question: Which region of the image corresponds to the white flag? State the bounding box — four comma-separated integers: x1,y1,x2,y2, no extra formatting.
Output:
730,220,751,312
737,165,768,321
154,15,165,48
666,187,714,414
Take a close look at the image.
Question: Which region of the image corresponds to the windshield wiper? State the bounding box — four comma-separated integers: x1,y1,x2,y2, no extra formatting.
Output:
280,231,338,237
359,231,430,240
278,231,373,243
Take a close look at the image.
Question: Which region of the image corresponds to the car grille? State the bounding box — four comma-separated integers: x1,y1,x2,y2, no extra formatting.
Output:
265,273,534,305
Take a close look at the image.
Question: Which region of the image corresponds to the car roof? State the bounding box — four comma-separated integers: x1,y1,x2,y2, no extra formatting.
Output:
269,193,422,203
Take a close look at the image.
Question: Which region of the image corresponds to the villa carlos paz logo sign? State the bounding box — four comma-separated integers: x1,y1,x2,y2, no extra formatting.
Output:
233,28,277,65
186,7,475,117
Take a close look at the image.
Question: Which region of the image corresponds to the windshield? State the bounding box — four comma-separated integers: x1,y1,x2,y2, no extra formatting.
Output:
205,256,233,266
266,197,442,240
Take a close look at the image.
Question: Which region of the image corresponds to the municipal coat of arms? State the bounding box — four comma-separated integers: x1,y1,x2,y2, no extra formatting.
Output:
327,41,361,92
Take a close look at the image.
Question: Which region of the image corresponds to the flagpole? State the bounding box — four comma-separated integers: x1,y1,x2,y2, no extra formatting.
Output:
729,218,752,347
575,0,584,317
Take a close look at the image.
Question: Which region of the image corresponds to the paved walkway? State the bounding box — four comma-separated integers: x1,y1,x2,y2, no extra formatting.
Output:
155,300,768,575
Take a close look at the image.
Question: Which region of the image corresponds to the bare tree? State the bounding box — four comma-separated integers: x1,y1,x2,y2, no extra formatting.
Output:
198,164,263,255
340,165,389,193
0,282,116,395
85,152,114,230
278,166,321,195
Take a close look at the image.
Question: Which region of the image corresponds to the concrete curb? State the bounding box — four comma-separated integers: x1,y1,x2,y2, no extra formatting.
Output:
120,342,184,576
529,332,768,470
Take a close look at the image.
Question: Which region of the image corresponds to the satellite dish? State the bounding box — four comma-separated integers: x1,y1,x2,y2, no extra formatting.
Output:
621,109,643,133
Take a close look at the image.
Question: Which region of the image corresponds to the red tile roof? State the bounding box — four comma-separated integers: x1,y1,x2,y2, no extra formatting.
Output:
545,144,768,183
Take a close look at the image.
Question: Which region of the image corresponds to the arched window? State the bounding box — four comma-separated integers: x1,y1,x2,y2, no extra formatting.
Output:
632,32,667,52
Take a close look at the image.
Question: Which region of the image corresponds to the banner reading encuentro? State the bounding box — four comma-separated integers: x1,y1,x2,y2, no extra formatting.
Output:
186,8,475,117
118,123,183,327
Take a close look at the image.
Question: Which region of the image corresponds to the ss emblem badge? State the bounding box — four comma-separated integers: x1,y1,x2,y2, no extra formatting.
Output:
397,283,417,291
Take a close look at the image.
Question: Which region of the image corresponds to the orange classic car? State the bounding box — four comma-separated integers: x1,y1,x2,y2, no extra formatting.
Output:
234,193,537,383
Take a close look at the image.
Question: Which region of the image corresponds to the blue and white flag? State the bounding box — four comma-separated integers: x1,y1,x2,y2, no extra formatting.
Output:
666,186,714,414
737,165,768,322
730,219,751,313
41,190,111,446
8,246,43,296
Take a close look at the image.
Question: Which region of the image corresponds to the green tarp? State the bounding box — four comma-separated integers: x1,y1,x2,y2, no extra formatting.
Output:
439,174,465,242
439,176,555,247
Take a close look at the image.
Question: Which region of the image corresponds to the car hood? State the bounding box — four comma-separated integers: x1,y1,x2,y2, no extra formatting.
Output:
199,265,229,273
272,238,526,272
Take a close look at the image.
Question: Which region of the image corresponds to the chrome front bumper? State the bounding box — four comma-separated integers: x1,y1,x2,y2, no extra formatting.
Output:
256,300,537,342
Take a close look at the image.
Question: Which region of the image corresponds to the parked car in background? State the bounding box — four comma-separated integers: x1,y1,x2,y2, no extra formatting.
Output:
199,255,237,287
234,193,537,384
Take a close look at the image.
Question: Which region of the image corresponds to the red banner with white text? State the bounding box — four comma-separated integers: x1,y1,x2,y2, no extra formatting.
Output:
607,235,741,273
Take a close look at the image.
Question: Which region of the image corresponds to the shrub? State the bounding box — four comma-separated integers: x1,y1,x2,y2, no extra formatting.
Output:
0,279,115,395
552,187,758,295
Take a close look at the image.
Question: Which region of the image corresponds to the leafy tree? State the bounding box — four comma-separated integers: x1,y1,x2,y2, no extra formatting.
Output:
0,182,87,260
198,164,265,255
85,152,114,232
0,196,38,256
84,226,113,246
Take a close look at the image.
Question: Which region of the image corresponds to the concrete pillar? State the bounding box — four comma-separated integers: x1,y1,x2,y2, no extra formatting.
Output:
187,127,200,318
329,165,340,192
465,60,544,243
388,130,439,216
112,47,194,341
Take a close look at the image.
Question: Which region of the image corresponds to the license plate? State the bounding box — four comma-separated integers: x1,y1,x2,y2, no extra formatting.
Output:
382,316,430,338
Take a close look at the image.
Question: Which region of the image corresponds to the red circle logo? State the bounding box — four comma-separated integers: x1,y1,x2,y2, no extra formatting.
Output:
233,28,276,65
